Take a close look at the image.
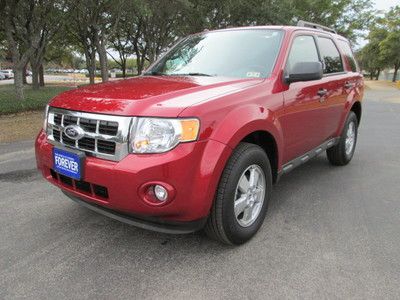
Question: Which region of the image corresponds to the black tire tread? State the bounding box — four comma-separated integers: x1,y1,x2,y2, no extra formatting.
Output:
204,142,264,245
327,111,358,166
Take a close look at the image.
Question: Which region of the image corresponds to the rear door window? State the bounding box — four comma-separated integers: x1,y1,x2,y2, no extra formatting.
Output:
317,37,344,74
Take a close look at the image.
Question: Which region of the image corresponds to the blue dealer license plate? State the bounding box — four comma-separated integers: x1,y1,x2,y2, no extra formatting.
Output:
53,148,84,180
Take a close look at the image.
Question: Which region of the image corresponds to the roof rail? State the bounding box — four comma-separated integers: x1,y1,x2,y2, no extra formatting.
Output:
297,20,337,34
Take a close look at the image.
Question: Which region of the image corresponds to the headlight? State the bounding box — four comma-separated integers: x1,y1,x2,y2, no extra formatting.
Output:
43,105,49,132
129,118,200,153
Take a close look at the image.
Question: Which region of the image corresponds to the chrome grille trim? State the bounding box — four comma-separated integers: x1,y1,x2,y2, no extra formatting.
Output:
46,107,133,161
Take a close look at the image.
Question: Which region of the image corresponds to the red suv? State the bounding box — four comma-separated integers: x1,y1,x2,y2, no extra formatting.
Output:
35,22,363,244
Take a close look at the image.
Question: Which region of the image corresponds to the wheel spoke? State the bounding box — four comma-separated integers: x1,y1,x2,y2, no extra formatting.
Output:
238,175,250,193
242,206,253,222
249,168,259,187
345,121,356,155
234,195,248,217
234,164,266,228
254,187,264,202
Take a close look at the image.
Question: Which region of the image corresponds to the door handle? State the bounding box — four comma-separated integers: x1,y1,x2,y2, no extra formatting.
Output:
344,82,354,89
317,88,328,97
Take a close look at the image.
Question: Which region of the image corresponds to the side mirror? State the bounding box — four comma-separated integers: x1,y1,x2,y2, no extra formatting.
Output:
285,62,323,84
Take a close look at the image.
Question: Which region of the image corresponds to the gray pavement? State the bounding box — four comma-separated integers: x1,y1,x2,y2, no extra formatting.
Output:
1,88,400,299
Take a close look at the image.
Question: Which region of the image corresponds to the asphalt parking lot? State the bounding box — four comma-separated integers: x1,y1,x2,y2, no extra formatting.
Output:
1,86,400,299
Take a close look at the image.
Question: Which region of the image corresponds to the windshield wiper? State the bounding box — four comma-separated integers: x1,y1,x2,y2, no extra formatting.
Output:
168,72,215,77
144,71,215,77
143,71,166,76
187,72,214,77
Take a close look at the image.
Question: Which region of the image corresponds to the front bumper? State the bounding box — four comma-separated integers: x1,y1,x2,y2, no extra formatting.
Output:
35,130,232,230
63,191,207,234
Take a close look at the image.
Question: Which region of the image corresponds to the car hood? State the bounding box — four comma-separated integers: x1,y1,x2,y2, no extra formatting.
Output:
49,76,264,117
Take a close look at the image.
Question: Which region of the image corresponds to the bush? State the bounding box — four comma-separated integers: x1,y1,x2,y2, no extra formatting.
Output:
0,85,73,115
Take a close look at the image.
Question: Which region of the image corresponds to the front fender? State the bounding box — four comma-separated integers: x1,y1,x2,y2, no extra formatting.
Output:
208,104,284,168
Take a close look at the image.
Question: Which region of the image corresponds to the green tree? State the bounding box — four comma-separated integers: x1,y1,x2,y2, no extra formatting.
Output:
358,25,388,80
65,0,99,84
118,0,192,74
65,0,124,82
91,0,124,82
108,6,135,78
291,0,374,43
1,0,42,99
29,1,65,89
0,0,62,98
379,6,400,82
0,31,6,70
185,0,373,43
44,36,83,70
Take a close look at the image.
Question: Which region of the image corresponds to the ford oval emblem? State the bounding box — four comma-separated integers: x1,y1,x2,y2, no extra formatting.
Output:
64,125,85,141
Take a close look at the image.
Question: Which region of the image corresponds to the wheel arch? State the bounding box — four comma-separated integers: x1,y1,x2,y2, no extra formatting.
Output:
350,101,362,126
335,100,362,136
240,131,279,183
207,104,284,183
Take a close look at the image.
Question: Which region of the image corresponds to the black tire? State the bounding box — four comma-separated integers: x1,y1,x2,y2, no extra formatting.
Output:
327,111,358,166
205,142,272,245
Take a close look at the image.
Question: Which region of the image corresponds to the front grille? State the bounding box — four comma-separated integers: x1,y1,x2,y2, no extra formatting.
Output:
54,114,62,125
46,108,133,161
50,169,109,199
99,121,118,135
63,115,78,126
78,137,95,151
80,118,97,132
97,140,116,154
53,129,61,141
62,132,76,146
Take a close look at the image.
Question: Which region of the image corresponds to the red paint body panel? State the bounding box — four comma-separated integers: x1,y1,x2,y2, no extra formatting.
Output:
35,26,364,226
36,130,231,221
50,76,264,117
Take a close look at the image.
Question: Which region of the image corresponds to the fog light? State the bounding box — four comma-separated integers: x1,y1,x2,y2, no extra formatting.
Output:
154,185,168,202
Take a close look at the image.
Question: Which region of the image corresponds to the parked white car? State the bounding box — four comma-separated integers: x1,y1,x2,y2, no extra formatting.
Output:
0,72,5,80
0,69,14,79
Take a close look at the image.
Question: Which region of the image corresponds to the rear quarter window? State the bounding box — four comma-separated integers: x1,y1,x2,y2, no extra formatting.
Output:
337,40,359,72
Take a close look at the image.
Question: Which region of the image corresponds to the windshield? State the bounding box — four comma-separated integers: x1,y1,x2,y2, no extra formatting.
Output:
146,29,283,79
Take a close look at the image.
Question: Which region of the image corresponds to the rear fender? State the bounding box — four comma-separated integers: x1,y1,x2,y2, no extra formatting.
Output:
335,79,364,136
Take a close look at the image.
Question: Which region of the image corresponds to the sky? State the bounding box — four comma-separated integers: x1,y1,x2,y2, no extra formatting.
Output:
374,0,400,11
